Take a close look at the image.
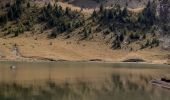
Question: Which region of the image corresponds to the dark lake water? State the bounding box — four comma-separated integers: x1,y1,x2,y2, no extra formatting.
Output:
0,61,170,100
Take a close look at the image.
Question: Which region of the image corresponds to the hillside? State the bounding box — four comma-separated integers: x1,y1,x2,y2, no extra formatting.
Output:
0,0,169,64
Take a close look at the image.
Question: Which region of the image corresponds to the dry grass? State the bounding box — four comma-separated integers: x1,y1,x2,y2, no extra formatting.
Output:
0,36,169,64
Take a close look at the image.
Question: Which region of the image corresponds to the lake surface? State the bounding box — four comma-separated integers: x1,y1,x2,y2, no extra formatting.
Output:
0,61,170,100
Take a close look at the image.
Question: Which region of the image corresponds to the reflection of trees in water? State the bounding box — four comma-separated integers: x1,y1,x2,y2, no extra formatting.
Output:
0,75,170,100
112,74,122,88
110,74,170,100
111,73,155,91
0,81,99,100
111,74,141,91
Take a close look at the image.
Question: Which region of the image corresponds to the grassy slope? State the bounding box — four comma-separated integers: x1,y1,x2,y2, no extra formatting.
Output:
0,0,169,64
0,36,169,64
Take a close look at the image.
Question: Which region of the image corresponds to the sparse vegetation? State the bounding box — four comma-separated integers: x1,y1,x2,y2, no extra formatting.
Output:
0,0,166,50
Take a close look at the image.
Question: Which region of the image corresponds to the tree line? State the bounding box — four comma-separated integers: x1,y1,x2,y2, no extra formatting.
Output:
0,0,23,25
92,1,157,30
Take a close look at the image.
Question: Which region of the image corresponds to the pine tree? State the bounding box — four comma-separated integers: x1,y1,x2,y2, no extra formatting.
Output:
47,3,52,11
8,7,14,20
103,9,108,19
119,33,124,42
65,7,71,16
4,14,8,24
92,10,97,18
138,1,156,27
99,4,104,13
27,2,30,8
0,14,8,25
122,7,128,17
108,10,113,19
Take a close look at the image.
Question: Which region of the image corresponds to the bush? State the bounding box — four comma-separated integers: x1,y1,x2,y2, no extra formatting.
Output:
112,40,121,49
48,29,58,38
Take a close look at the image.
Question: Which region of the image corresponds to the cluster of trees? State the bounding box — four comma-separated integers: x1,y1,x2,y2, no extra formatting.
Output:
0,1,85,38
129,32,140,41
0,15,8,25
0,0,23,25
0,0,25,37
111,33,124,49
82,26,92,39
13,21,24,36
7,0,23,21
92,4,131,29
91,1,157,49
141,38,159,49
138,1,157,28
3,20,25,37
92,1,156,30
39,3,85,38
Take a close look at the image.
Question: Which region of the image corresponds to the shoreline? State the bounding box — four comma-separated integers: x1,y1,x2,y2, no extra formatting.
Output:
0,57,169,66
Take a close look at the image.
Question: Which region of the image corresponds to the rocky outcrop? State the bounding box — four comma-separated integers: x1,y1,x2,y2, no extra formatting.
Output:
157,0,170,50
160,36,170,50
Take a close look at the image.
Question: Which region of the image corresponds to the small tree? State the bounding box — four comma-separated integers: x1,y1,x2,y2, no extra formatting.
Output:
99,4,104,13
92,10,97,18
138,1,156,27
27,2,30,8
145,39,150,47
122,7,128,17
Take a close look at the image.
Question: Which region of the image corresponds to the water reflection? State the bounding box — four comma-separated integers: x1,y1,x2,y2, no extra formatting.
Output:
0,61,170,100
